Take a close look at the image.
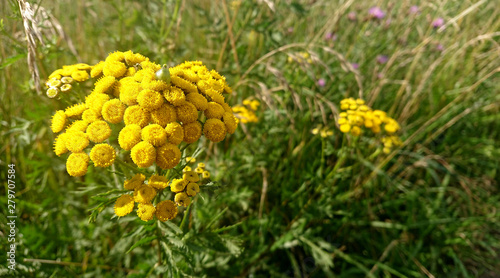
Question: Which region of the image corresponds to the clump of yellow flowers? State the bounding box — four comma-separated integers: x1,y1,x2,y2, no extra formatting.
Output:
47,50,236,221
337,98,402,153
232,98,259,123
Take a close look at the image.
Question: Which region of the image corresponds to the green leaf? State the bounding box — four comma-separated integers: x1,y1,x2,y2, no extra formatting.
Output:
126,235,157,253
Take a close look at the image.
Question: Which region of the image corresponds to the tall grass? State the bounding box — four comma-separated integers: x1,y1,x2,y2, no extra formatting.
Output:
1,0,499,277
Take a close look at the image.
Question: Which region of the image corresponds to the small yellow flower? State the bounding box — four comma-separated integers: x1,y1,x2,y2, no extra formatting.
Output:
66,152,89,177
46,87,60,98
155,200,178,221
320,129,333,138
148,174,169,190
222,112,238,134
85,93,110,115
186,182,200,197
204,102,225,119
171,75,198,94
103,60,127,78
118,124,142,150
339,124,351,133
195,167,204,174
176,102,199,124
51,110,67,133
65,131,89,153
203,118,226,142
65,103,86,117
101,99,126,124
48,79,62,87
61,76,73,84
71,70,89,82
91,61,105,78
89,143,116,167
164,86,186,106
86,120,111,143
131,141,156,168
82,109,101,123
119,80,141,106
170,178,188,193
185,157,196,164
114,194,135,217
186,92,208,111
124,173,145,190
137,89,164,111
134,184,157,203
150,103,177,127
141,124,167,147
93,76,116,94
183,166,192,172
66,120,88,133
175,192,191,207
351,126,361,136
197,162,205,168
60,84,72,93
156,143,181,170
202,170,210,179
53,133,69,156
165,122,184,145
137,203,156,221
183,121,202,143
124,105,150,128
183,171,200,182
124,51,147,65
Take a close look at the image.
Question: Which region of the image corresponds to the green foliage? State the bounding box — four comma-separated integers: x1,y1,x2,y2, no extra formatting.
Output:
1,0,499,277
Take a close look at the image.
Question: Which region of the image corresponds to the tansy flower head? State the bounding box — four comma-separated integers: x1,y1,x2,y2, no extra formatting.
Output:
148,174,169,190
183,171,200,182
46,87,60,98
141,124,167,147
103,60,127,78
89,143,116,167
150,103,177,127
222,112,238,134
93,76,116,94
175,192,191,207
165,122,184,145
156,143,181,170
186,92,208,111
164,86,187,106
176,102,199,124
183,166,192,172
197,162,205,168
114,194,135,217
186,182,200,197
71,70,90,82
66,120,88,133
124,105,150,128
185,157,196,164
124,173,146,190
131,141,156,168
65,131,90,153
183,121,202,143
53,133,69,156
137,203,156,221
204,102,225,119
91,61,105,78
195,167,203,174
203,118,226,142
82,109,101,123
51,110,67,133
86,120,111,143
118,124,142,150
85,93,110,115
202,170,210,179
155,200,178,221
170,178,188,193
119,79,141,106
134,184,157,203
102,99,126,124
60,84,72,93
137,89,164,111
65,103,86,118
66,152,89,177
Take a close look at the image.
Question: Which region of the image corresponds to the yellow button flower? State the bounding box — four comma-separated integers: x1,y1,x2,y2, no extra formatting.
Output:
124,173,145,190
222,112,238,134
66,152,89,177
141,124,167,147
148,174,169,190
102,99,126,124
155,200,178,221
339,124,351,133
91,61,105,78
175,192,191,207
202,170,210,179
195,167,204,174
137,203,156,221
103,60,127,78
133,184,157,203
65,103,86,118
186,183,200,197
131,141,156,168
124,105,150,128
203,119,226,142
351,126,361,136
185,157,196,164
183,171,200,182
156,143,181,170
114,194,135,217
82,109,101,123
71,70,89,82
204,102,225,119
86,120,111,143
183,121,202,144
53,133,69,156
137,89,164,111
65,131,89,153
85,93,110,115
89,143,116,167
170,178,188,193
51,110,67,133
93,76,115,94
165,122,184,145
119,80,141,106
186,92,208,111
150,103,177,127
176,102,199,124
118,124,142,151
164,86,186,106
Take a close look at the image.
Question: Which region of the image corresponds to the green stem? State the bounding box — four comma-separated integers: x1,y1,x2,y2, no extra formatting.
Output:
162,0,181,41
179,203,191,232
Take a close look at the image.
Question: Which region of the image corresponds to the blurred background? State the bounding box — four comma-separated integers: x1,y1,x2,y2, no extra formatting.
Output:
1,0,499,277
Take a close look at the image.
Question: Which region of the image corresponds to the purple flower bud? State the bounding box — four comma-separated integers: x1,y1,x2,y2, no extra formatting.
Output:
317,78,326,87
409,5,419,14
325,32,333,40
351,63,359,69
347,12,357,21
432,18,444,28
369,7,386,19
436,44,444,51
376,55,389,64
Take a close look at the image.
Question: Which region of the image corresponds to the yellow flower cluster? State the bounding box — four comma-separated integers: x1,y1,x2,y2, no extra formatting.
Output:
232,98,259,124
114,159,209,221
337,98,402,152
45,63,92,98
48,50,239,176
312,126,334,138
